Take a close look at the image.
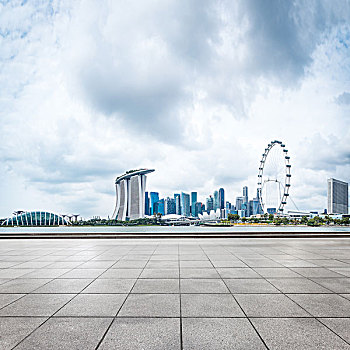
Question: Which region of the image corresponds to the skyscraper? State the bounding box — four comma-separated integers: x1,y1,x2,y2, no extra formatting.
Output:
243,186,248,204
174,194,181,215
206,196,214,213
156,199,165,215
236,196,244,211
165,197,176,214
150,192,159,215
195,202,203,216
328,178,348,214
213,190,219,210
191,192,197,217
181,192,190,217
144,192,150,215
112,169,154,221
219,188,225,209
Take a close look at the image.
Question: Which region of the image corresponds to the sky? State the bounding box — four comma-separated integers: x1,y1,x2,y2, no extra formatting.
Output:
1,0,350,218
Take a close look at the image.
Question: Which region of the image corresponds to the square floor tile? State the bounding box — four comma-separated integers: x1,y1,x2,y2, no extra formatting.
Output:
0,294,25,309
182,318,266,350
32,278,93,293
319,318,350,343
288,294,350,317
180,261,213,268
101,268,142,278
0,293,74,316
140,269,179,279
311,278,350,293
132,279,179,293
0,317,46,350
0,269,35,278
225,278,280,293
112,260,147,268
83,278,135,293
217,268,261,279
180,269,220,279
291,267,344,278
180,279,229,293
145,261,179,269
181,294,244,317
251,318,350,350
268,278,331,293
118,294,180,317
0,278,52,293
55,294,127,316
22,269,71,279
235,294,309,317
99,318,180,350
61,269,105,279
254,268,300,278
14,317,112,350
211,261,247,268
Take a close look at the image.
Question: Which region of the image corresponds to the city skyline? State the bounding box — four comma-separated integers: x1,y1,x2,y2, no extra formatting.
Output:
1,1,350,217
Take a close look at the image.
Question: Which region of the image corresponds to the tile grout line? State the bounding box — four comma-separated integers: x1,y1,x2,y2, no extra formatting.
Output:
10,245,134,349
94,242,158,350
199,243,270,350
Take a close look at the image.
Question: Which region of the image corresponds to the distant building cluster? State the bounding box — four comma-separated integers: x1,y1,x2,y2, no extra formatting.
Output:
145,185,264,219
2,171,349,226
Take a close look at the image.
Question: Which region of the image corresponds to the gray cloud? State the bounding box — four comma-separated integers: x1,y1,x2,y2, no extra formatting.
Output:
336,92,350,105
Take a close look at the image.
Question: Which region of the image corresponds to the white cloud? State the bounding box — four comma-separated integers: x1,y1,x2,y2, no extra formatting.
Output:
1,0,350,217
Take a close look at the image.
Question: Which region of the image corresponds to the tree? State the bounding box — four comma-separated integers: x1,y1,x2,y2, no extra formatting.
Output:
301,216,308,225
268,214,274,221
228,214,240,222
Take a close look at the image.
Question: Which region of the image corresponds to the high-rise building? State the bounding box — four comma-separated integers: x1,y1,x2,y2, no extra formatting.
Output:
174,194,181,215
165,197,176,214
156,199,165,215
195,202,203,216
181,192,191,217
236,196,244,211
144,192,150,215
112,169,154,221
191,192,197,217
328,178,348,214
213,190,219,210
219,188,225,209
150,192,159,215
243,186,248,204
252,189,263,215
206,196,214,213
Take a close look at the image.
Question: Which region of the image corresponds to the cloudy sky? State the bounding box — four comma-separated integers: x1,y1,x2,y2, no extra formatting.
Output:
1,0,350,218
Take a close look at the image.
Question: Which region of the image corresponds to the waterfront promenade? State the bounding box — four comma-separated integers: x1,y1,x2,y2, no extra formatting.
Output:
0,237,350,349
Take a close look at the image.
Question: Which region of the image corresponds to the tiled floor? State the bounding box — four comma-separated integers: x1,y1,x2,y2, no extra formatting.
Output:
0,238,350,349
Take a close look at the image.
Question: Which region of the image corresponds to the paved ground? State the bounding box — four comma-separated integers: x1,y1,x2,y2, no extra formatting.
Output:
0,238,350,349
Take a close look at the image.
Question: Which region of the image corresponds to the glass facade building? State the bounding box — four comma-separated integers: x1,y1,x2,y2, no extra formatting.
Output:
180,192,190,217
165,197,176,214
174,194,181,215
2,211,70,226
213,190,219,210
150,191,159,215
191,192,197,217
328,178,348,214
144,192,150,215
219,188,225,210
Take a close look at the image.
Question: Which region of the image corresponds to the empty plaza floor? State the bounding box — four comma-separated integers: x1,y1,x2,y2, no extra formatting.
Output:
0,238,350,349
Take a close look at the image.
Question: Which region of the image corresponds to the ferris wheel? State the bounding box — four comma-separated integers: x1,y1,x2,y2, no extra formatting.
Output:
257,140,291,214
